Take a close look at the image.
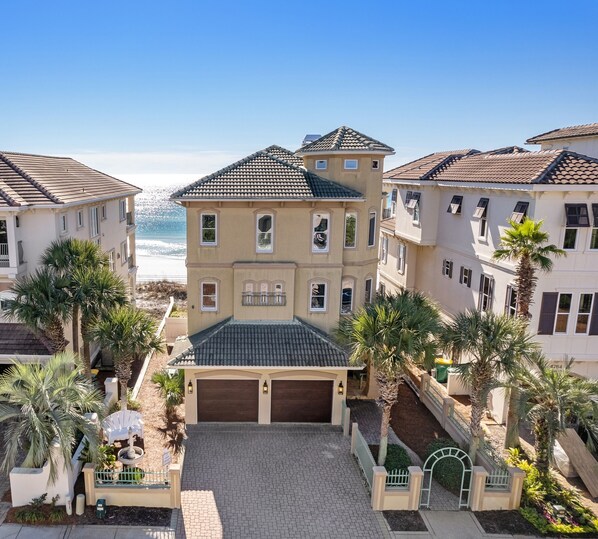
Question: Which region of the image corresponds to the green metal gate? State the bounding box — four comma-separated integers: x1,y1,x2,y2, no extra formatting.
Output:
420,446,472,510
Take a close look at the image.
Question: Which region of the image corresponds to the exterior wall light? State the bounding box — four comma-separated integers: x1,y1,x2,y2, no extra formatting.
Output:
263,380,269,394
338,381,344,395
187,381,193,394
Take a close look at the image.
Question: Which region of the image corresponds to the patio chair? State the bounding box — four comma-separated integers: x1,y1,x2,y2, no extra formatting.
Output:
102,410,144,445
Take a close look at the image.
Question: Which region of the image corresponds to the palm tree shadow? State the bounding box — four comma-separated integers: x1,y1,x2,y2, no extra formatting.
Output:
157,408,186,455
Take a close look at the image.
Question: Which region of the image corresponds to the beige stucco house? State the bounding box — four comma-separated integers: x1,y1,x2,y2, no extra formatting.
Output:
169,127,394,425
379,123,598,393
0,151,140,362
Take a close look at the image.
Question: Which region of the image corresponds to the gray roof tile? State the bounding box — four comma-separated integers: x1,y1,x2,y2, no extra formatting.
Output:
0,323,55,356
527,123,598,144
168,318,349,368
297,126,394,154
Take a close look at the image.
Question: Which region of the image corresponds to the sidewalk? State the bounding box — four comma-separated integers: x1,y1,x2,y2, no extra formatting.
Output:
0,524,174,538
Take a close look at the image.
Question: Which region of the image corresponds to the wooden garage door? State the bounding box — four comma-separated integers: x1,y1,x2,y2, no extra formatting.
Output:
197,379,259,422
271,380,333,423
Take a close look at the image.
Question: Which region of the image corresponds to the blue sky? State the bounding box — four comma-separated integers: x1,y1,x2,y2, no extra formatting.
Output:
2,0,598,184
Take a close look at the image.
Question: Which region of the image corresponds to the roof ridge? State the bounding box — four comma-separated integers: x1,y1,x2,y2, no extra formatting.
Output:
0,180,22,206
332,127,344,150
0,150,71,159
0,153,62,204
294,317,348,356
527,122,598,143
532,151,568,184
175,317,232,362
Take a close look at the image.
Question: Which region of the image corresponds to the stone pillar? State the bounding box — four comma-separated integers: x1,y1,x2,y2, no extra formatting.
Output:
82,463,96,506
169,464,182,509
350,422,359,455
420,373,430,402
342,404,351,437
104,378,118,408
469,466,488,511
442,397,454,430
407,466,424,510
371,466,387,510
508,466,526,510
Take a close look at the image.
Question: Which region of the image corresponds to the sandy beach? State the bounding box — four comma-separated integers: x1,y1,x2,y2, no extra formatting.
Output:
137,254,186,282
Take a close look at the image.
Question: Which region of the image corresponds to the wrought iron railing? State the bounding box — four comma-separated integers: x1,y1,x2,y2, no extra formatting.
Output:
0,243,9,267
386,469,410,490
94,467,170,488
485,469,511,490
242,292,286,306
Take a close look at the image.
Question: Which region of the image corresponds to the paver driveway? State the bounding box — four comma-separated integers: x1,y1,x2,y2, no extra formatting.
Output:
174,424,384,538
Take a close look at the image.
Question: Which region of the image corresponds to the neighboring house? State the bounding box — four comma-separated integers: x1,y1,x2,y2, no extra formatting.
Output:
169,127,394,425
0,323,56,364
379,136,598,385
0,151,141,361
527,122,598,159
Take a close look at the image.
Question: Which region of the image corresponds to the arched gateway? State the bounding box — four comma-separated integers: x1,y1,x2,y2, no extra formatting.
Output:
420,446,472,510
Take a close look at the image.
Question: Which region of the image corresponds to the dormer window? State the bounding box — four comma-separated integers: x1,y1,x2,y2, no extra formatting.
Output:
344,159,358,170
315,160,327,170
511,201,529,223
447,195,463,215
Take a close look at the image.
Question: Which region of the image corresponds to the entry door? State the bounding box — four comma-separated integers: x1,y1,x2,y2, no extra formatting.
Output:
197,379,259,422
270,380,333,423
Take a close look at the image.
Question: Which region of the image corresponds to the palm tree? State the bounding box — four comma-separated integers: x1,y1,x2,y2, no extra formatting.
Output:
41,238,109,357
337,290,440,466
516,354,598,477
0,352,104,484
5,268,71,352
90,305,163,410
73,267,128,376
438,310,537,461
493,218,565,448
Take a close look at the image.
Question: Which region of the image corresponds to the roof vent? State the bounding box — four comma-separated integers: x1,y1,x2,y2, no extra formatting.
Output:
302,134,321,146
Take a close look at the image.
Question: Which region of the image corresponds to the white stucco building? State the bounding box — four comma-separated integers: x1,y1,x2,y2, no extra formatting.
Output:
379,124,598,381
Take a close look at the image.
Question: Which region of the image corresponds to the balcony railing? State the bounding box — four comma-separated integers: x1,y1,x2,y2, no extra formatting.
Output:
127,255,135,269
0,243,8,268
242,292,286,307
126,212,135,227
382,207,392,219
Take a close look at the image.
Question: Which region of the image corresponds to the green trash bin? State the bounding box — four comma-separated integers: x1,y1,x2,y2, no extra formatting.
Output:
434,357,452,383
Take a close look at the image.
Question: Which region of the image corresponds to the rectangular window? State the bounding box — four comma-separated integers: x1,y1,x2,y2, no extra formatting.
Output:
256,213,273,252
341,279,353,315
101,204,107,220
473,198,489,219
478,274,494,312
77,210,84,228
344,212,356,248
505,285,518,317
365,278,373,304
391,189,398,217
555,293,572,333
591,204,598,249
381,236,388,263
565,204,590,227
379,282,386,296
59,213,68,234
344,159,358,170
459,266,472,288
511,201,529,223
563,228,577,250
405,191,412,207
119,200,127,222
90,207,100,238
120,241,127,265
406,192,421,222
312,213,330,252
310,282,327,311
200,213,217,245
368,212,376,247
372,159,380,170
397,243,406,274
447,195,463,215
108,250,115,272
315,159,327,170
575,293,594,334
479,214,488,239
442,259,453,278
201,282,218,311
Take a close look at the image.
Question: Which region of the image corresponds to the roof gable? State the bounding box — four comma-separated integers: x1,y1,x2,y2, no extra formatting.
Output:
171,148,363,200
384,149,479,181
527,123,598,144
296,126,394,154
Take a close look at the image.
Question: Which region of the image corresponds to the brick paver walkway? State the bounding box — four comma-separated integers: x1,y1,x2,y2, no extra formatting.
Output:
175,424,384,539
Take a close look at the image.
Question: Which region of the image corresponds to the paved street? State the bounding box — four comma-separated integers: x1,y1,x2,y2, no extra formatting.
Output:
174,424,384,538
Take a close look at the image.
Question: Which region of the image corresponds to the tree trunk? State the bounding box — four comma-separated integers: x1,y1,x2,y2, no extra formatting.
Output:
115,356,132,411
80,316,91,378
119,378,128,411
46,317,68,352
72,303,80,357
469,387,485,462
504,387,521,449
375,371,401,466
534,417,551,477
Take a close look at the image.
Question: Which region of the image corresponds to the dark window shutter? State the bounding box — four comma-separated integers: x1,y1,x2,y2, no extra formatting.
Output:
449,261,453,279
459,266,464,284
589,293,598,335
537,292,558,335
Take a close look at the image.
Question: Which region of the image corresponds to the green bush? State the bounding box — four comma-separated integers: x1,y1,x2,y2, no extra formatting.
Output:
108,389,141,414
384,444,412,472
425,438,466,493
15,494,47,524
151,369,185,410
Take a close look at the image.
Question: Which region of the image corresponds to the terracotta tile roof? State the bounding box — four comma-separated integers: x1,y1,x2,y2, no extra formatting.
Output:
296,126,394,154
0,323,55,356
384,150,479,181
171,147,363,200
0,151,140,207
168,318,349,368
527,123,598,144
433,150,598,185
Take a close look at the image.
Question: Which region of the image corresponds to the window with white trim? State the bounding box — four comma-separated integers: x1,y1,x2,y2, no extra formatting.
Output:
459,266,472,288
344,159,358,170
344,212,356,248
565,204,590,227
201,281,218,311
312,213,330,252
397,243,406,274
406,192,421,223
200,213,217,245
365,278,373,304
108,250,115,272
90,206,100,238
473,198,489,219
256,213,273,252
368,211,376,247
372,159,380,170
575,293,593,334
555,293,572,333
381,236,388,263
119,200,127,222
341,278,354,315
77,210,84,229
478,274,494,312
391,189,398,217
120,241,127,265
315,159,327,170
505,285,518,317
379,282,386,296
563,228,577,250
59,213,68,235
447,195,463,215
101,204,107,220
591,204,598,250
310,282,327,311
511,201,529,223
442,259,453,279
274,282,284,305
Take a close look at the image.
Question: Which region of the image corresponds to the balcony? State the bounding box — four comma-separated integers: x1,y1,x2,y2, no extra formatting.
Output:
0,243,8,268
126,211,136,233
127,255,135,269
242,292,286,307
382,207,392,220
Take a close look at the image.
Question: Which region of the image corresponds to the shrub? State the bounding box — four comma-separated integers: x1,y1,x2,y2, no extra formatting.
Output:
119,466,145,484
15,494,47,524
384,444,412,472
151,369,185,411
425,438,466,493
79,440,117,469
108,389,141,414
